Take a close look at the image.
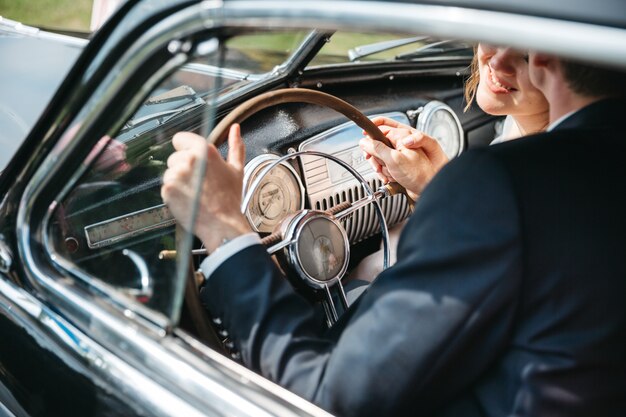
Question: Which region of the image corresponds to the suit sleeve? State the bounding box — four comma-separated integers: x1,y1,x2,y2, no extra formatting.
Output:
200,149,523,416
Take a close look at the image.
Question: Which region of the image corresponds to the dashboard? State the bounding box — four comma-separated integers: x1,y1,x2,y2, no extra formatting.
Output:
242,102,467,246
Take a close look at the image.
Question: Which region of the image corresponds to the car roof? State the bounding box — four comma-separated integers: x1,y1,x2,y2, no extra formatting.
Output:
365,0,626,28
131,0,626,30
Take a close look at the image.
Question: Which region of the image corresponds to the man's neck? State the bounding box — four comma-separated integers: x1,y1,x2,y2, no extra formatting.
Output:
511,112,550,136
546,82,604,124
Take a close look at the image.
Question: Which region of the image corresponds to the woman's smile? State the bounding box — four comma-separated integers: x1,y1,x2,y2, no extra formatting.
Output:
486,64,516,93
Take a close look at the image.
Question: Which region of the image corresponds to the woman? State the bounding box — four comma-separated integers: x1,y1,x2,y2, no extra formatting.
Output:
361,43,549,200
351,44,549,280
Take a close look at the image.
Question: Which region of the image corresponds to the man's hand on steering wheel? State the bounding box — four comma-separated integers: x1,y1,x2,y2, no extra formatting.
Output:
161,124,252,253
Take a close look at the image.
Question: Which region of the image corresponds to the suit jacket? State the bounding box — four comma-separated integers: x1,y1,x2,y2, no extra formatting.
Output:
201,98,626,417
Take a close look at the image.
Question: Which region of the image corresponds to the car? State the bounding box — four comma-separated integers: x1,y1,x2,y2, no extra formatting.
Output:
0,17,86,169
0,1,624,416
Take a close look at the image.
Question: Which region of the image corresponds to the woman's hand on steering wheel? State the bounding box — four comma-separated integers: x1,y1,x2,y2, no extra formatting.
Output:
359,116,450,200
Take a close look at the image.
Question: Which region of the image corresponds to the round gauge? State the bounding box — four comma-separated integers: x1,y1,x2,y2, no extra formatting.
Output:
243,154,305,233
295,215,348,283
416,101,464,159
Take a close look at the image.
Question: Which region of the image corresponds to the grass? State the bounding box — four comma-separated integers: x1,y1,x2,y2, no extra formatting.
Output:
0,0,93,31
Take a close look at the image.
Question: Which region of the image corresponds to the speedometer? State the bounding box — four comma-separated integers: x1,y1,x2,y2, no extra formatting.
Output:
416,100,464,159
243,154,305,233
84,204,175,249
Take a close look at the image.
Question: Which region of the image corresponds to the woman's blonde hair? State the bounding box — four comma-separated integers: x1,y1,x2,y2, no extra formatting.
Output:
463,51,479,112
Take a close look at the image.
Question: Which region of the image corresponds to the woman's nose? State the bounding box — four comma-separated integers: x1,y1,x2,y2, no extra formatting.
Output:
489,49,516,75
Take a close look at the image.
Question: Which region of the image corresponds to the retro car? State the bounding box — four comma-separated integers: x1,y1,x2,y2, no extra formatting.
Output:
0,1,624,416
0,17,86,169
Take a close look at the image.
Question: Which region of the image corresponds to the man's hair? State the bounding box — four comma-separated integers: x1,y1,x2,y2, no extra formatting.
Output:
560,60,626,97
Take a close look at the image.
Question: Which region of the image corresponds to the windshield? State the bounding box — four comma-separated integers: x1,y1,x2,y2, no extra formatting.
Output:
309,32,472,67
122,30,310,132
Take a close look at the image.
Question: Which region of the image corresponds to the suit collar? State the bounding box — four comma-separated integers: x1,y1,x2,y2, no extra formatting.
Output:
553,97,626,131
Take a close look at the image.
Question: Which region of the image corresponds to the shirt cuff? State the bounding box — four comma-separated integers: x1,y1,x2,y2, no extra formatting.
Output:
199,232,262,278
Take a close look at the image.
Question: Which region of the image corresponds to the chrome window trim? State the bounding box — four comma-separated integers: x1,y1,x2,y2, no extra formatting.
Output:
39,44,188,328
171,328,334,417
181,62,258,82
271,30,331,77
18,3,204,333
184,29,325,82
0,279,207,417
0,276,325,417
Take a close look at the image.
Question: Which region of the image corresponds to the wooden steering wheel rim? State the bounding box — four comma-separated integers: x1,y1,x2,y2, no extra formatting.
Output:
207,87,393,148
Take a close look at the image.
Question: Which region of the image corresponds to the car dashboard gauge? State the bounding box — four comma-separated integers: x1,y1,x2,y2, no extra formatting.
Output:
416,100,464,159
243,154,305,233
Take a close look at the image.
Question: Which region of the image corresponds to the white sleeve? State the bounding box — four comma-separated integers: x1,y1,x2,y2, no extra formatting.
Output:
199,233,262,278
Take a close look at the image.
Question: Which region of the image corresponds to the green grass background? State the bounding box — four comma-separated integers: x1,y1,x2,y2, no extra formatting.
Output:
0,0,93,31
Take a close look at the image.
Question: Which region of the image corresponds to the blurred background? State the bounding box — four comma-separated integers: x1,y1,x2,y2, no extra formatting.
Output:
0,0,119,33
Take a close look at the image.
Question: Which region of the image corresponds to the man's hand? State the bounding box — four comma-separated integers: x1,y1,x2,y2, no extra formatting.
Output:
360,116,450,199
161,124,252,252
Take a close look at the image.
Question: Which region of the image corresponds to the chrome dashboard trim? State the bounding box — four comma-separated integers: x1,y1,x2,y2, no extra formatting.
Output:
242,150,391,268
84,204,176,249
298,111,406,196
416,100,465,158
298,112,412,243
242,154,305,232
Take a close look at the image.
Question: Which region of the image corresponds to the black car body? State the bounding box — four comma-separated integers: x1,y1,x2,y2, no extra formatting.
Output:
0,1,625,416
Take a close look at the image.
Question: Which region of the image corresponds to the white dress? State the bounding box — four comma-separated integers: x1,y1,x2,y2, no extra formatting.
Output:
490,115,519,145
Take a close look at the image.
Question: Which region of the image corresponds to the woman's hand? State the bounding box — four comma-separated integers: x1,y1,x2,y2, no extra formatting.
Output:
359,116,450,199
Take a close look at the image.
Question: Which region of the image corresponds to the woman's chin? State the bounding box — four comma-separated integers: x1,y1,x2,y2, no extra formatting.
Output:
476,93,510,116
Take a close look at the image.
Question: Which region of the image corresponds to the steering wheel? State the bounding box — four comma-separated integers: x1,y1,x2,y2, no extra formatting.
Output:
207,88,406,326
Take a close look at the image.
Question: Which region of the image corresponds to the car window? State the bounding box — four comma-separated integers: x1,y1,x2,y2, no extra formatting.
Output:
47,120,181,319
44,30,309,323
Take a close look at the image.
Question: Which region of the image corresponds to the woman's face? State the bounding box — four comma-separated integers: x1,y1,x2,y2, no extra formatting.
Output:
475,43,549,118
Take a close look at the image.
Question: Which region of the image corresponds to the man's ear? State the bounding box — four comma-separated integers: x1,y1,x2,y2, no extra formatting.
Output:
530,52,555,68
528,52,559,90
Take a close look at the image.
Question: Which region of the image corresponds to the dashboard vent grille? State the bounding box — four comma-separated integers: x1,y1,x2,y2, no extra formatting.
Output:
313,178,411,243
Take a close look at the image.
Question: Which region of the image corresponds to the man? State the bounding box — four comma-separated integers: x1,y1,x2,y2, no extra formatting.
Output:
161,53,626,416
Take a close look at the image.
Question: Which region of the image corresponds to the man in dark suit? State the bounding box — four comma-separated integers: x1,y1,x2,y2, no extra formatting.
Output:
161,54,626,416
